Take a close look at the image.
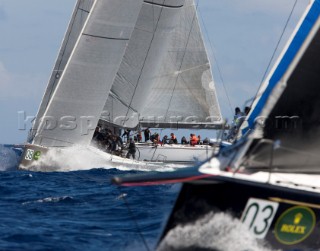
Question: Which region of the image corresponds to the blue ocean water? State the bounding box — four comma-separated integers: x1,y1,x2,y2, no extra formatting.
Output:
0,144,179,251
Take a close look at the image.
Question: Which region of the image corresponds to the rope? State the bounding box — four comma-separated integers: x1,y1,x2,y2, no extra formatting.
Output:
65,171,150,251
198,9,234,116
250,0,298,108
117,187,151,251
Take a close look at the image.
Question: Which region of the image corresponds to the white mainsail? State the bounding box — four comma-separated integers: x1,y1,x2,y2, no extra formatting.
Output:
139,0,221,129
101,0,222,129
100,0,186,128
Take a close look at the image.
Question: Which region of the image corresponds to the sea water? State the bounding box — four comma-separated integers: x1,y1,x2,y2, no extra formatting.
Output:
0,145,274,251
0,145,178,251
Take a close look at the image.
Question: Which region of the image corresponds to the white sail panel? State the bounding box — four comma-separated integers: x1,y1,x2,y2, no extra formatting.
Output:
28,0,94,142
33,0,144,147
101,1,186,128
101,0,222,129
140,0,222,127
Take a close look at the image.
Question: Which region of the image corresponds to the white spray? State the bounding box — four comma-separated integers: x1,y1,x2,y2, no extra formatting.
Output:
158,212,275,251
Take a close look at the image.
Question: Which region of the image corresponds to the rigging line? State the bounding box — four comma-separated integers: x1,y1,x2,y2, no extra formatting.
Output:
122,0,166,127
198,9,234,116
109,92,139,113
164,0,200,121
116,187,151,251
250,0,298,108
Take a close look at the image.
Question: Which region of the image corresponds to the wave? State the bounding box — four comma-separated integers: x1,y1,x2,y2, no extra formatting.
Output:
0,145,20,171
19,145,187,173
157,212,273,251
23,196,75,205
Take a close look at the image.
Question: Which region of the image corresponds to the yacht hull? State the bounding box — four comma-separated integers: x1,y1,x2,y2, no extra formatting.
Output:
136,144,217,163
159,175,320,250
18,144,172,171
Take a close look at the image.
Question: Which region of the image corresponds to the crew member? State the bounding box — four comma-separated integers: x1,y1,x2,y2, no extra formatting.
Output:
144,128,151,142
181,136,188,144
137,131,142,142
170,133,178,144
190,134,198,146
162,135,168,145
151,132,160,144
122,129,131,142
197,135,201,144
126,138,136,159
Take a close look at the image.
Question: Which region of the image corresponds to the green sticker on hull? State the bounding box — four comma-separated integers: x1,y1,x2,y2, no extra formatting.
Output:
275,206,315,245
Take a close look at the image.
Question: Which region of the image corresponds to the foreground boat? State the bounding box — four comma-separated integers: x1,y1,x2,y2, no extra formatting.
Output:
113,1,320,249
19,0,223,170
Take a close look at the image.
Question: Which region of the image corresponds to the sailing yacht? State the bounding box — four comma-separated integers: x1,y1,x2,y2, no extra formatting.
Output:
19,0,223,170
113,0,320,249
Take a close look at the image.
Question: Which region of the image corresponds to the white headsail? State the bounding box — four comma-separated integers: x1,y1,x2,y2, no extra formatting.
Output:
29,0,95,143
32,0,144,147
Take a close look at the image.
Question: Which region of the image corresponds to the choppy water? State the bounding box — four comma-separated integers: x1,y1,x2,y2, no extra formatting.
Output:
0,144,178,251
0,144,275,251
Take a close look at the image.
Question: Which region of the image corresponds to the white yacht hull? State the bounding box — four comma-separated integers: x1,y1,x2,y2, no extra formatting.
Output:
136,143,217,163
18,144,189,172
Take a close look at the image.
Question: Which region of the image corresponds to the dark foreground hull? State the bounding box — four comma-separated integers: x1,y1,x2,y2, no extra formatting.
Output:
159,176,320,250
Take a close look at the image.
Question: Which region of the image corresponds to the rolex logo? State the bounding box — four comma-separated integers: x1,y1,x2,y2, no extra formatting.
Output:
294,213,303,225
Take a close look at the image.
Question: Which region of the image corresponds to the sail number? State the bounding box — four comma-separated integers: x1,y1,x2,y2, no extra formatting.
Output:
24,149,41,161
241,198,279,239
